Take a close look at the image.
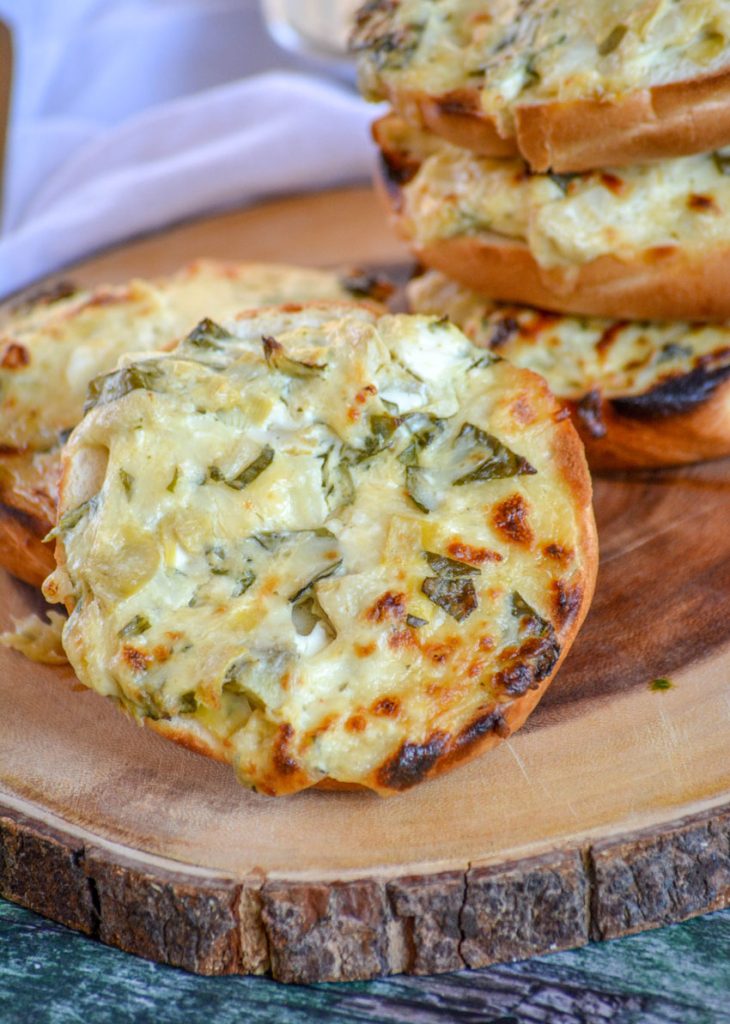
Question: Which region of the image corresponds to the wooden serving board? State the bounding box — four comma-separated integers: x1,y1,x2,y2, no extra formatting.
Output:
2,187,730,984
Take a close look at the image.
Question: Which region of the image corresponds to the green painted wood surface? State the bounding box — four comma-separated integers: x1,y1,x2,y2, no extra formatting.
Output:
1,898,729,1024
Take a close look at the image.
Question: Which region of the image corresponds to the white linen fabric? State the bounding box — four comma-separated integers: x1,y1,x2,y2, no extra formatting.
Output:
0,0,377,297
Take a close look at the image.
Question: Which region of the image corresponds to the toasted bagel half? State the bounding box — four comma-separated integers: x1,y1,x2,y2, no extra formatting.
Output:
0,260,388,586
376,114,730,321
409,271,730,470
44,304,596,796
353,0,730,172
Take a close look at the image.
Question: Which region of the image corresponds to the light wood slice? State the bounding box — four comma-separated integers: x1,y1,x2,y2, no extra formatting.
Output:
2,188,730,982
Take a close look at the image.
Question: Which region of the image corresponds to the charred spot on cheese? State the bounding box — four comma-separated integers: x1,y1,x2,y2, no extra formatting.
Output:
372,696,400,717
492,494,533,546
48,307,591,795
367,590,407,623
446,540,502,565
449,706,509,764
121,645,150,675
11,279,78,314
376,731,448,792
1,343,30,370
272,723,300,778
687,193,719,213
544,542,572,565
495,592,560,697
552,579,583,630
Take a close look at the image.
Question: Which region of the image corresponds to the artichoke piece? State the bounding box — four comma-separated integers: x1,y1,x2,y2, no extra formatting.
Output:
262,336,326,377
85,361,164,413
184,318,232,350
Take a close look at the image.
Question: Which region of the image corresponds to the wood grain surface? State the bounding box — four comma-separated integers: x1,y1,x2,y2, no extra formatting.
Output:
1,188,730,982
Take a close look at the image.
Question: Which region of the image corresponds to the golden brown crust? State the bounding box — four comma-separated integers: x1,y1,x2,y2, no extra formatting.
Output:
390,66,730,172
389,86,519,159
376,159,730,321
147,718,231,765
568,378,730,471
416,234,730,323
0,504,55,587
0,451,58,586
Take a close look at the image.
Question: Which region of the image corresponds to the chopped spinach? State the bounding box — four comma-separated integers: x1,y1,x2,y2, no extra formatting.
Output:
421,550,481,622
422,577,478,623
598,24,628,56
119,469,134,498
46,495,97,540
208,446,274,491
452,423,536,485
166,467,180,493
289,559,343,605
118,614,151,639
232,571,256,598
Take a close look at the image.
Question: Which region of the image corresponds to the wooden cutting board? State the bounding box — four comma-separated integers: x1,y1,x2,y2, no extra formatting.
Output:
2,187,730,984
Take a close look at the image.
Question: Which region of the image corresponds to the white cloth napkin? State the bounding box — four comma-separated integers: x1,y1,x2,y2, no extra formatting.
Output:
0,0,378,298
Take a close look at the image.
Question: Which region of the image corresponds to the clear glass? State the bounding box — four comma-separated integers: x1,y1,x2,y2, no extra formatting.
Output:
261,0,361,70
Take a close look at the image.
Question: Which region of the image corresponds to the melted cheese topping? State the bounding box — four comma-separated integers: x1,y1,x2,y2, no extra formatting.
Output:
0,260,362,455
394,121,730,267
0,611,67,665
354,0,730,131
408,271,730,400
45,306,591,795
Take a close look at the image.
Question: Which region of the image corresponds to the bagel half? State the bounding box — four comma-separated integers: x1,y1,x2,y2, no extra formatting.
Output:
0,260,389,586
409,271,730,471
376,114,730,321
353,0,730,171
44,304,597,796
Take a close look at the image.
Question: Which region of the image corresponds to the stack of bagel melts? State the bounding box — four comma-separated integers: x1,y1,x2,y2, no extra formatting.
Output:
352,0,730,470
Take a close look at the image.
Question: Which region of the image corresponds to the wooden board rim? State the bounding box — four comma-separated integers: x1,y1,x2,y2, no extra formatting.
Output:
2,187,730,981
3,796,730,981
